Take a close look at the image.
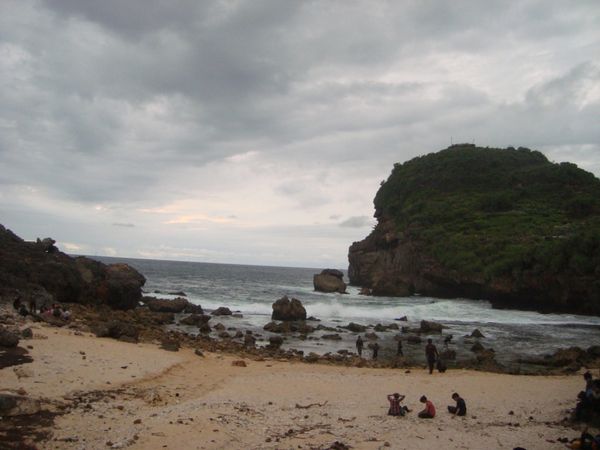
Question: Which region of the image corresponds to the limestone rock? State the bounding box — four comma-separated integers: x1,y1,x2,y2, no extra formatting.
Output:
0,394,41,416
268,335,283,349
420,320,444,333
144,297,189,313
0,326,19,347
344,322,367,332
211,307,233,316
313,269,347,294
471,329,485,338
271,296,306,321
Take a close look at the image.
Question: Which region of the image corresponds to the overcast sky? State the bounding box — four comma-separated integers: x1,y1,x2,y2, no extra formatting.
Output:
1,1,599,268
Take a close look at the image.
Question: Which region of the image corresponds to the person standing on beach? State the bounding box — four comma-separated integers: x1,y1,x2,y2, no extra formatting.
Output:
396,338,403,357
356,335,364,357
447,393,467,416
425,338,438,374
418,395,436,418
372,342,379,360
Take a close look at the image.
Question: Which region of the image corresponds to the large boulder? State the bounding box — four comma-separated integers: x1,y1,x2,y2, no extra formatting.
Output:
144,297,189,313
92,320,139,343
344,322,367,332
211,307,233,316
0,326,19,347
271,296,306,321
313,269,347,293
420,320,444,333
0,394,41,416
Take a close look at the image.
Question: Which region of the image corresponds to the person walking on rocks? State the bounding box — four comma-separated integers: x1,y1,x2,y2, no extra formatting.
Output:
425,339,439,374
356,335,364,357
372,342,379,360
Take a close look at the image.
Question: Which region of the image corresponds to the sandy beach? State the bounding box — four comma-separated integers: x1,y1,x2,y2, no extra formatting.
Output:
1,318,594,450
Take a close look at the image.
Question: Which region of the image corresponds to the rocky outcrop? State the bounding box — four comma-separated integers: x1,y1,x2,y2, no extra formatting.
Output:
313,269,347,293
144,297,189,313
271,296,306,321
211,307,233,316
348,214,600,315
0,224,145,310
347,146,600,316
0,326,19,347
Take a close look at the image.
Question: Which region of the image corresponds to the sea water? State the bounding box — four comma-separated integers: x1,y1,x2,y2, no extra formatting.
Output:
92,256,600,368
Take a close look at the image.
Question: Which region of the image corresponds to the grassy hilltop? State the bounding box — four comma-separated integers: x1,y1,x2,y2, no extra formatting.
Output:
350,144,600,314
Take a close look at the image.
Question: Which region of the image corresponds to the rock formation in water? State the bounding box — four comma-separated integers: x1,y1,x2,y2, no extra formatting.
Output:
313,269,347,293
271,295,307,321
348,145,600,315
0,224,145,310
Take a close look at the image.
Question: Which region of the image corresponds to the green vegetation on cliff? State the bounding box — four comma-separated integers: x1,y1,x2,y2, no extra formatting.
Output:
374,145,600,293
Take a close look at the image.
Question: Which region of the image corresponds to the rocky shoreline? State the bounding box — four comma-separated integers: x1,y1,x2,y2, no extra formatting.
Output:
1,300,596,450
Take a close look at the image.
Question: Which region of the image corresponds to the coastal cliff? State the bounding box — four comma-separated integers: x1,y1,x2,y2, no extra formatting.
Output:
0,224,145,310
348,145,600,315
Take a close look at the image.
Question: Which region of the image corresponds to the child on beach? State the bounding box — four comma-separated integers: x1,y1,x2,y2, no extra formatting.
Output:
447,392,467,416
418,395,436,418
387,393,410,416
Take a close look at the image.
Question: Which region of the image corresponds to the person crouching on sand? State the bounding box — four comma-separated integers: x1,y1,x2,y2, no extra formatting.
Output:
387,393,410,416
418,395,436,419
448,392,466,417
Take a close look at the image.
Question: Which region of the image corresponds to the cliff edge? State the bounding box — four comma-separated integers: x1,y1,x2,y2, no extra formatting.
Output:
348,145,600,315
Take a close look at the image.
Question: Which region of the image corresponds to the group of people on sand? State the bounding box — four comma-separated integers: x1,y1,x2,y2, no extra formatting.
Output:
13,296,71,321
386,392,467,419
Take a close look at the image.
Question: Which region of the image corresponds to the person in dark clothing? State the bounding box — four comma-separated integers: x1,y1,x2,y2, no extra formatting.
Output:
372,342,379,360
425,339,439,374
447,392,467,416
13,296,22,310
396,338,403,357
356,336,364,357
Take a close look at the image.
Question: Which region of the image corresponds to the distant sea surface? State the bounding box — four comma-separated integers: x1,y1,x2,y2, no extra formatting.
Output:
92,256,600,368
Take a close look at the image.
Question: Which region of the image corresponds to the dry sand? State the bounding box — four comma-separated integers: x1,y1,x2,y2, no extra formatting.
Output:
1,322,594,450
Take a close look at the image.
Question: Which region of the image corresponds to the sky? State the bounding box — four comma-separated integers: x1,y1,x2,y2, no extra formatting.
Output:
1,0,599,268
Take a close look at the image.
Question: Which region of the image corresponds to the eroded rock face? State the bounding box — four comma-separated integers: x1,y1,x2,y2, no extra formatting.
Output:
271,296,307,321
348,215,600,315
0,224,145,310
313,269,347,294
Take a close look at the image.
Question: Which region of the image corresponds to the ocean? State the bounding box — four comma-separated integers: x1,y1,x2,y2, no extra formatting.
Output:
92,256,600,369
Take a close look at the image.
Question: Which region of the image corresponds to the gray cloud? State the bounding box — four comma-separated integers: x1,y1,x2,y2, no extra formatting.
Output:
1,0,599,266
339,216,374,229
